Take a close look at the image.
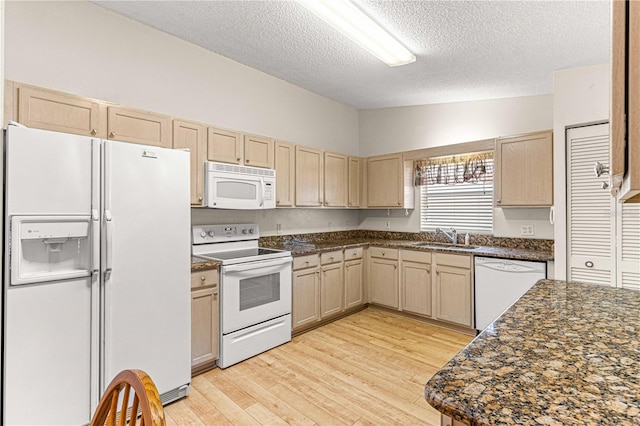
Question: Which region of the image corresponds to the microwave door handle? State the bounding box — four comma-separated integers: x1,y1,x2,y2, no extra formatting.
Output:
259,178,265,207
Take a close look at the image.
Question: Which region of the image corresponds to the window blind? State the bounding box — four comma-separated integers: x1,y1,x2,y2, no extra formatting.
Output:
420,159,494,233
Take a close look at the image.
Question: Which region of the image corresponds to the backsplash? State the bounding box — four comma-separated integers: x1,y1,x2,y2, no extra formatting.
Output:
260,230,554,252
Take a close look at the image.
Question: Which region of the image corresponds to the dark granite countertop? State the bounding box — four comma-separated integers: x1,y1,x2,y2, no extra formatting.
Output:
425,279,640,425
191,256,220,272
262,238,553,262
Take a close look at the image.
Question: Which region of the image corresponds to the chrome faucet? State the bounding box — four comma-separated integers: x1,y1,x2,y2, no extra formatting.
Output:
436,227,457,244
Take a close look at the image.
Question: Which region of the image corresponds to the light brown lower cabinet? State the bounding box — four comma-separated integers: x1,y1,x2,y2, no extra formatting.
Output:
320,250,344,318
190,269,219,373
344,256,364,309
441,413,466,426
401,250,432,317
292,255,321,331
368,247,399,309
434,254,473,328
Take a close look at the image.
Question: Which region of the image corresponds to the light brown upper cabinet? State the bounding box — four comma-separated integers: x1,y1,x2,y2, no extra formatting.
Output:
107,106,172,148
348,157,362,208
366,153,415,208
274,141,295,207
207,126,243,165
611,0,640,202
494,130,553,207
173,119,206,206
9,82,107,138
324,152,348,207
296,145,324,207
244,134,274,168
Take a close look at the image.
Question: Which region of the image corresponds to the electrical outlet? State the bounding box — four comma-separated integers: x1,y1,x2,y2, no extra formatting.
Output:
385,220,391,229
521,224,535,236
276,223,282,234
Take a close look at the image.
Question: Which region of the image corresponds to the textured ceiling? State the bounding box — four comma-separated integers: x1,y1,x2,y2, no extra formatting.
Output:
92,0,611,110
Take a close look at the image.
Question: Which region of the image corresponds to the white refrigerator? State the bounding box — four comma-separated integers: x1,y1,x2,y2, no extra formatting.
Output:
2,125,192,425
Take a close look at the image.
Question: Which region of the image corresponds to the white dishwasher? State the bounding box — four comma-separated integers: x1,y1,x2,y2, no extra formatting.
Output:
474,257,547,331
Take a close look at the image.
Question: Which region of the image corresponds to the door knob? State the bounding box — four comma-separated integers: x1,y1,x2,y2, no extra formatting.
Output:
594,162,609,177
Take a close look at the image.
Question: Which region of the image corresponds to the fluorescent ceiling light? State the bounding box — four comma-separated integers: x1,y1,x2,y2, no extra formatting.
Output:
297,0,416,67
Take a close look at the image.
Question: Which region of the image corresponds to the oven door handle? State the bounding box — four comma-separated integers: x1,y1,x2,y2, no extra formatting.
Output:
223,257,293,273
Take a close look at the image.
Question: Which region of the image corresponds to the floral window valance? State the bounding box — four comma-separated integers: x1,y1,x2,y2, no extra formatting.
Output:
414,150,494,186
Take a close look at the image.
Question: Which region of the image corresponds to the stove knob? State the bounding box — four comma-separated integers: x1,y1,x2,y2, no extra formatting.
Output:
242,229,248,234
200,231,207,238
249,229,255,234
208,231,215,237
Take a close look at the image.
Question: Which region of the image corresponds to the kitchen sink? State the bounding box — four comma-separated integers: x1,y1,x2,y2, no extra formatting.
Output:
412,242,480,250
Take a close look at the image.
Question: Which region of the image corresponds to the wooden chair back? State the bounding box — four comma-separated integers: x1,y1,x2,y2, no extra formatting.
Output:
90,369,166,426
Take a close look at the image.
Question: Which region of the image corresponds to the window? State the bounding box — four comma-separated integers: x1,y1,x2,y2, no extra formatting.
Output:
419,158,494,233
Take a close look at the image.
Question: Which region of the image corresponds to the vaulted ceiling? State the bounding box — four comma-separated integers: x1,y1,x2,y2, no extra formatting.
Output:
93,0,611,109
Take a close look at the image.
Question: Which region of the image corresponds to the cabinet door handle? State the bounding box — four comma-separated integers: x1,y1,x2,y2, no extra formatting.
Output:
109,131,116,138
436,270,440,275
397,201,401,206
382,251,385,256
90,128,97,136
426,268,431,274
246,159,250,163
497,199,501,204
237,157,241,161
213,292,219,296
200,276,206,281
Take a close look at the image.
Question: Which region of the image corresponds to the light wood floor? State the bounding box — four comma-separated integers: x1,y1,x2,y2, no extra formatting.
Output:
165,307,473,426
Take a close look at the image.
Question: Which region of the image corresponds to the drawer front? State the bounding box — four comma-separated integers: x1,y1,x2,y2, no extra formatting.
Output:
344,247,363,260
435,253,471,269
191,269,219,289
369,247,399,260
402,249,431,264
293,254,319,270
320,250,344,265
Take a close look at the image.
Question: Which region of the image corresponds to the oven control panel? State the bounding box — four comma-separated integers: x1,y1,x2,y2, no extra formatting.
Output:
192,224,259,244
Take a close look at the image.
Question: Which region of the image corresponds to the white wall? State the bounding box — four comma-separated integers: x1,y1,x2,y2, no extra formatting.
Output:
359,95,553,157
358,95,555,238
553,64,610,279
4,1,359,155
192,208,360,237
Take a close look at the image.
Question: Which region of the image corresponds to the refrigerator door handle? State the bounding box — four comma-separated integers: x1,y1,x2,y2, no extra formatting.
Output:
104,209,113,275
91,209,100,277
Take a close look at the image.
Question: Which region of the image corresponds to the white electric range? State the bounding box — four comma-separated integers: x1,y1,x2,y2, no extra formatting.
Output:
192,224,292,368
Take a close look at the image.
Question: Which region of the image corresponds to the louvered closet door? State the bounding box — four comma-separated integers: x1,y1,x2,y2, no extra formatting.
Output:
567,124,616,286
618,204,640,289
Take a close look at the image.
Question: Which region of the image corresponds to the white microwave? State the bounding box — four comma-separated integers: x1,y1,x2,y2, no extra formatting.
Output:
205,161,276,209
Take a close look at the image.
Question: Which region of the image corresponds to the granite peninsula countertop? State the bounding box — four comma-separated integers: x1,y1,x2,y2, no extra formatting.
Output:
425,279,640,425
262,238,553,262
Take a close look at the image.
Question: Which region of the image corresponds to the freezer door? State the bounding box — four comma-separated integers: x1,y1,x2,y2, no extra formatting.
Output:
5,126,95,216
101,141,191,398
4,277,94,425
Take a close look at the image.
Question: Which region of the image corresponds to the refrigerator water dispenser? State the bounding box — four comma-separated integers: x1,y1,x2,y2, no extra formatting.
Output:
10,216,92,285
